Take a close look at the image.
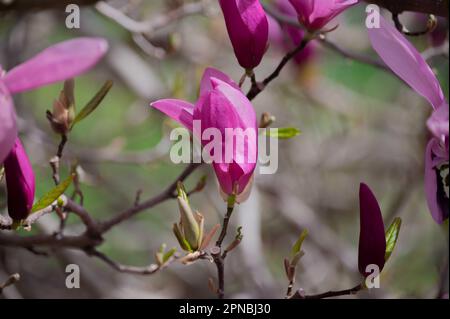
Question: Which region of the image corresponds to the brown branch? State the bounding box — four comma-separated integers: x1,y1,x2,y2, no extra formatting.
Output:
99,163,202,233
0,163,202,253
364,0,449,17
211,205,235,299
247,38,311,101
320,37,388,71
291,283,363,299
1,0,446,16
0,0,98,12
87,249,162,275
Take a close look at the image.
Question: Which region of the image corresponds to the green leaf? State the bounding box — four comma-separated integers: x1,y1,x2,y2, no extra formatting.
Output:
31,174,74,213
264,128,301,139
163,248,177,263
291,229,308,259
72,80,113,127
385,217,402,262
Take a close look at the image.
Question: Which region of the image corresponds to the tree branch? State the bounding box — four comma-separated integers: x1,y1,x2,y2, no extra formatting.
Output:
291,283,363,299
0,0,98,11
364,0,449,17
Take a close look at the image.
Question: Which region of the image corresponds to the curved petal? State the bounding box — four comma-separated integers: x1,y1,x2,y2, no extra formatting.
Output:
425,139,446,224
199,67,240,99
427,103,449,139
4,138,35,221
358,183,386,277
4,38,108,94
211,78,257,131
0,82,18,163
200,78,258,174
150,99,194,131
368,15,445,109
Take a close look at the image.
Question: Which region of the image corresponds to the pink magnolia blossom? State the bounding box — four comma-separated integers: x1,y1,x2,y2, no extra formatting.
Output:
151,68,258,202
273,0,316,66
288,0,358,31
3,138,35,221
368,15,449,224
358,183,386,277
219,0,269,70
0,38,108,163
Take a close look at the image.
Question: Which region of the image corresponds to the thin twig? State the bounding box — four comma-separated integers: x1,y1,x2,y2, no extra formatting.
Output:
88,249,162,275
211,205,235,299
247,38,311,100
291,283,363,299
320,37,388,70
99,163,202,233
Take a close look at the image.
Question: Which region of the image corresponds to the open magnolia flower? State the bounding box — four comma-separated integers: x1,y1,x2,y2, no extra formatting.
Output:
151,68,258,203
288,0,358,31
368,15,449,224
0,37,108,163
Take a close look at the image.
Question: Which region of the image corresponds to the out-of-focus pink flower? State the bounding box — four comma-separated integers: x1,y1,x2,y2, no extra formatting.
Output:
0,38,108,163
368,14,449,224
219,0,269,70
358,183,386,277
288,0,358,31
151,68,258,202
3,138,35,221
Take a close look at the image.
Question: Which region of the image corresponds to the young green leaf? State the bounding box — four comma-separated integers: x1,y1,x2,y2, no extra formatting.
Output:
31,174,74,213
163,248,177,263
385,217,402,262
291,229,308,259
72,80,113,128
264,128,301,139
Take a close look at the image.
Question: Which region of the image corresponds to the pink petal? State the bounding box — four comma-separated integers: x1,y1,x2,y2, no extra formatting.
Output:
289,0,357,30
424,138,447,224
4,38,108,94
199,67,240,99
0,81,18,163
150,99,195,131
368,15,445,109
427,103,449,139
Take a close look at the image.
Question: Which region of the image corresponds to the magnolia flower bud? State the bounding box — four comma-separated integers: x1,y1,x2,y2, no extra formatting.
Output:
3,138,35,221
173,183,204,252
219,0,269,70
47,79,76,135
358,183,386,278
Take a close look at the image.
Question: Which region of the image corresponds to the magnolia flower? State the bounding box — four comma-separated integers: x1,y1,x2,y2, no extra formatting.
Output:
0,38,108,163
151,68,258,202
3,138,35,221
288,0,358,31
368,15,449,224
273,0,316,66
358,183,386,277
219,0,269,70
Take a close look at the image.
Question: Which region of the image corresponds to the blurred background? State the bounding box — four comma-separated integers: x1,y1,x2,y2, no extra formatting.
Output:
0,0,448,298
